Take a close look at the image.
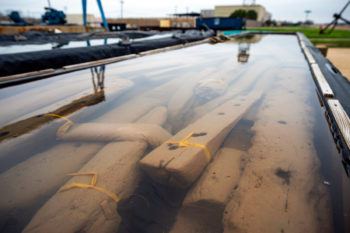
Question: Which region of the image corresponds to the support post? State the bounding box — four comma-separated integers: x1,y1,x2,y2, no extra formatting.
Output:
82,0,87,31
96,0,109,31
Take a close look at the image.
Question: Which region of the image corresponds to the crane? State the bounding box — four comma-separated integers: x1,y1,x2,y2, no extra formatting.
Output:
82,0,109,31
320,0,350,34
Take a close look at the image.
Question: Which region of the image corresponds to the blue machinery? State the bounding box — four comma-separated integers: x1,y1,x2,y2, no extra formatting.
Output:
82,0,109,31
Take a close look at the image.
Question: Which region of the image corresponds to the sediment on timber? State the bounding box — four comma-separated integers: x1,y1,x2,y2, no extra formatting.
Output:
22,121,170,232
21,69,184,232
0,77,176,232
139,60,277,188
139,91,260,188
169,148,243,233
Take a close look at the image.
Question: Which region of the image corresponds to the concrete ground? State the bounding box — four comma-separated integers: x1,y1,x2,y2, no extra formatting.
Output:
327,48,350,81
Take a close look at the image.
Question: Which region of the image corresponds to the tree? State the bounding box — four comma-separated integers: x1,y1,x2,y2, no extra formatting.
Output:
230,9,258,20
230,9,246,18
265,19,277,26
246,10,257,20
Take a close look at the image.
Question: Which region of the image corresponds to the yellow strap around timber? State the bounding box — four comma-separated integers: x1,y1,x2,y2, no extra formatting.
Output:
168,132,212,161
46,113,74,135
59,172,120,202
46,113,74,125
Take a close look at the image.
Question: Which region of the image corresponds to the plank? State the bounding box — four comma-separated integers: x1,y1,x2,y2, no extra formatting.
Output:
0,69,55,82
303,47,316,64
310,63,334,98
327,99,350,150
62,54,138,70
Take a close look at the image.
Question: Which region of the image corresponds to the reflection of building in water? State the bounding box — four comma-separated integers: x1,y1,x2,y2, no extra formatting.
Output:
214,4,271,23
238,42,250,63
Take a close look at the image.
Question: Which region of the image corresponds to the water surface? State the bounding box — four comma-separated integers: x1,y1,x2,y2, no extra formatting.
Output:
0,34,348,233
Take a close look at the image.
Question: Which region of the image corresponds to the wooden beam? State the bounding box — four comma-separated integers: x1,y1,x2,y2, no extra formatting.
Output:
310,63,334,98
327,99,350,150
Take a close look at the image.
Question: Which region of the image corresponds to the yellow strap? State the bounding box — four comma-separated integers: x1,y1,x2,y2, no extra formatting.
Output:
168,132,212,161
46,113,74,135
46,113,74,125
59,173,120,202
67,172,98,185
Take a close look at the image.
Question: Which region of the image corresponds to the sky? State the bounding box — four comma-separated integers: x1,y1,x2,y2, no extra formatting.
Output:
1,0,349,23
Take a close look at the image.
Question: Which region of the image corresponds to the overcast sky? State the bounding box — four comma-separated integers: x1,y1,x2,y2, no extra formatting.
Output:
1,0,349,23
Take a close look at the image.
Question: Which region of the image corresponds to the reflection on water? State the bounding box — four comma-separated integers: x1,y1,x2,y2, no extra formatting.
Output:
0,35,348,233
0,34,174,55
91,65,106,92
0,38,122,55
237,42,250,63
0,65,107,143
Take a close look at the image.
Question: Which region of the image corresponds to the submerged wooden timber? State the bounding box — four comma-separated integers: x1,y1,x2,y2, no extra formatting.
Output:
169,148,243,233
0,71,175,231
140,91,260,188
183,148,243,208
24,142,148,233
24,103,171,233
0,143,102,215
0,34,347,233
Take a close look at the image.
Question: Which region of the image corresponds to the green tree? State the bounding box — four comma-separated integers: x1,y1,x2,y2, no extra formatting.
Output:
229,9,246,18
246,10,257,20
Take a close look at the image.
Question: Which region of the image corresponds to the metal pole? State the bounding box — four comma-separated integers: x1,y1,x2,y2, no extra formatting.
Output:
96,0,109,31
120,0,124,18
82,0,87,27
304,10,311,22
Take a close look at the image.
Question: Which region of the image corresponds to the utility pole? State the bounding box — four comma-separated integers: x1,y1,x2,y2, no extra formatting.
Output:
304,10,311,21
173,5,178,18
120,0,124,18
47,0,52,8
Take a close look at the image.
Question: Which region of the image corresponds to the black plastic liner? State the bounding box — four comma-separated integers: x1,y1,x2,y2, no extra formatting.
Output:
0,31,213,77
304,39,350,116
0,31,156,45
303,37,350,183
